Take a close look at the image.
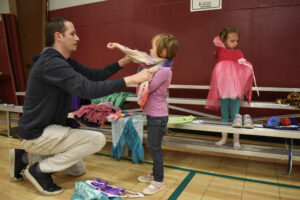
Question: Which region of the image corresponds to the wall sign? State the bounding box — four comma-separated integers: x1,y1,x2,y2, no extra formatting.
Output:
190,0,222,12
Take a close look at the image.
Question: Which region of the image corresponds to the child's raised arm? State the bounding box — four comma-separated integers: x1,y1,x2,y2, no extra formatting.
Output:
107,42,164,65
107,42,124,51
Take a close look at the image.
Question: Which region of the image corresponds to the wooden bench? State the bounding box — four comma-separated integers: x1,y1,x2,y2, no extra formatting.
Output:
123,85,300,173
0,92,25,137
126,85,300,118
0,104,23,137
165,118,300,172
2,86,300,173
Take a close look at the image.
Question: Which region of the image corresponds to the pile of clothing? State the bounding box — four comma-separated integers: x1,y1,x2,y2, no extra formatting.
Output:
72,101,121,128
72,178,143,199
91,92,136,110
263,116,299,130
276,92,300,108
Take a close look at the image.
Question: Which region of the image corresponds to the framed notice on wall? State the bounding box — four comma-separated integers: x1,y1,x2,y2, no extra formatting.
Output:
190,0,222,12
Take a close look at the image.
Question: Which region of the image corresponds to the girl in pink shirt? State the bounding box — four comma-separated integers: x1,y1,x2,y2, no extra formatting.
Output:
107,34,178,195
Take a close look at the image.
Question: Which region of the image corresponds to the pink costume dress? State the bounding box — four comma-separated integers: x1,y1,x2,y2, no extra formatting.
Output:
205,36,255,111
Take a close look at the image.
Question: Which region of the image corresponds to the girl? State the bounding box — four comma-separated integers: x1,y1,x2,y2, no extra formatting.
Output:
107,34,179,195
205,26,257,149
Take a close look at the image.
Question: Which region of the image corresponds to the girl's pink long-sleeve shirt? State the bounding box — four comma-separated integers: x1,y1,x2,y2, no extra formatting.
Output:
141,67,172,117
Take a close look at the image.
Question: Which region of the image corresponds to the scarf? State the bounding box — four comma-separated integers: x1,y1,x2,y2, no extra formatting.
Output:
117,45,173,108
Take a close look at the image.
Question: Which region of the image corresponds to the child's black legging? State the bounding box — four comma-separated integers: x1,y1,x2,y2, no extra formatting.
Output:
146,115,168,182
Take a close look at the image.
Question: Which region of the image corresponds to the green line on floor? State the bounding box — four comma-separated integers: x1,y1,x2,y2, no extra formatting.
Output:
168,171,196,200
95,152,300,191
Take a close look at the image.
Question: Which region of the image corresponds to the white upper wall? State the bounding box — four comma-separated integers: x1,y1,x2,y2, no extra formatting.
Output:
0,0,10,13
48,0,106,11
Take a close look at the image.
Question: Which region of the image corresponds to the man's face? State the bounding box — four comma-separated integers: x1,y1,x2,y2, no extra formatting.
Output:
61,21,79,53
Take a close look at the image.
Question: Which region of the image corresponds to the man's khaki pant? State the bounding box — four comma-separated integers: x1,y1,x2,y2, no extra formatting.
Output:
21,125,106,173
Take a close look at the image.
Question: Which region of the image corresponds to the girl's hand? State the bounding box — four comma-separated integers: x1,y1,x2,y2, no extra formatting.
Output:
107,42,120,49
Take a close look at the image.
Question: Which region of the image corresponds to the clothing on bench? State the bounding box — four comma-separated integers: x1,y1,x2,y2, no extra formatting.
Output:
111,115,144,163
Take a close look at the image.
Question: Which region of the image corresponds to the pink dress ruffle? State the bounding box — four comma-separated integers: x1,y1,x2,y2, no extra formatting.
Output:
205,37,254,110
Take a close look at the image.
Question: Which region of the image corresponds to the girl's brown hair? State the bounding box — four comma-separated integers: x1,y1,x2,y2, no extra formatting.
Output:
153,34,178,60
219,26,240,43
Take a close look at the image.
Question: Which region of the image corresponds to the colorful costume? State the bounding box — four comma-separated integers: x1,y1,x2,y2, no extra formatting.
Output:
205,36,258,110
72,178,143,199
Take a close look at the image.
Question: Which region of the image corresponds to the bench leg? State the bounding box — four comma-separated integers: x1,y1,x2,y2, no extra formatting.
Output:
123,143,130,157
6,111,12,137
287,139,293,174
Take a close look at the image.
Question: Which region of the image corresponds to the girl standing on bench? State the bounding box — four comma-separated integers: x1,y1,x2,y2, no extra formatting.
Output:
107,34,179,195
205,26,256,149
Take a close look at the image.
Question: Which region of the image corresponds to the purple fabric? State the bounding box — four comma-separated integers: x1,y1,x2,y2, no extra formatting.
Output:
71,95,81,111
289,118,299,126
90,178,125,196
66,118,80,128
162,60,173,67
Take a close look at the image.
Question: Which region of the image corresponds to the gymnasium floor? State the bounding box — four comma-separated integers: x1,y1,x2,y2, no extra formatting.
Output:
0,132,300,200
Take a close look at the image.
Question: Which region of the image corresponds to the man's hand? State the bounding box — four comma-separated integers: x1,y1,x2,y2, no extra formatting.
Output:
136,69,153,82
124,69,153,86
118,55,132,67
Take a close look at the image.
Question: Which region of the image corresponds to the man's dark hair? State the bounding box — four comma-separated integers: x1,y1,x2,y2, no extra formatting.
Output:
45,17,72,47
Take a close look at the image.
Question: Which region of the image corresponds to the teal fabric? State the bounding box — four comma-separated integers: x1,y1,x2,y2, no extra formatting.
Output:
91,92,136,109
71,181,121,200
111,115,144,163
219,98,240,122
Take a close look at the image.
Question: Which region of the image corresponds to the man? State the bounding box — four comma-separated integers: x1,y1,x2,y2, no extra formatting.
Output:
9,17,153,195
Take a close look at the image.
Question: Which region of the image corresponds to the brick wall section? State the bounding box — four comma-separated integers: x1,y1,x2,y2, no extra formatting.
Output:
49,0,300,117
